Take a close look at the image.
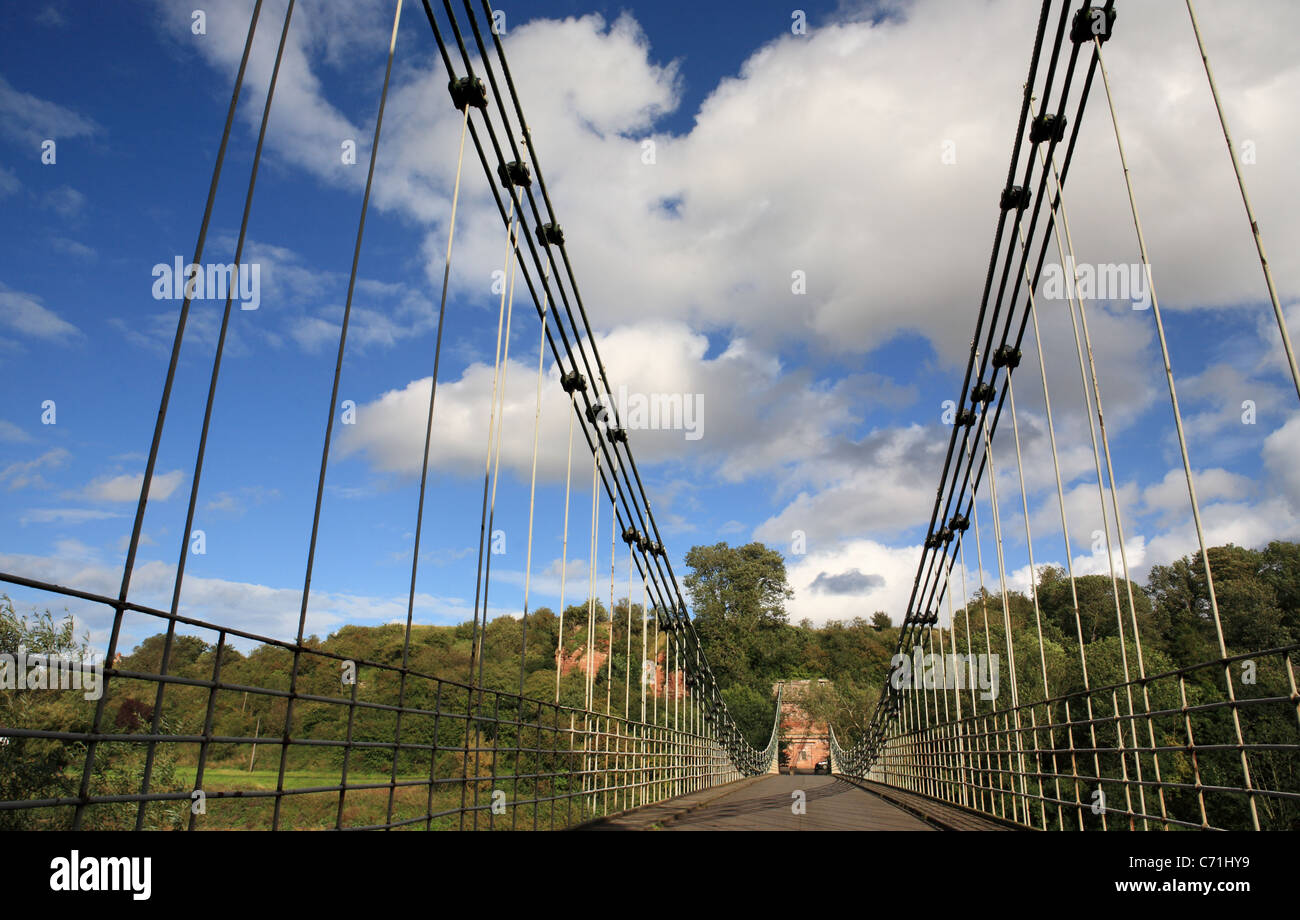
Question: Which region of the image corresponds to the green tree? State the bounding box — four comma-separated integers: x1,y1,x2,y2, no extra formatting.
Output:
683,542,793,687
0,596,90,828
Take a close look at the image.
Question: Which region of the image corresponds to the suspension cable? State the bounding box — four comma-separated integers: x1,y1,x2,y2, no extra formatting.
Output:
467,200,517,681
555,395,575,703
388,87,471,830
606,505,615,716
1030,96,1165,828
1019,159,1106,830
979,409,1029,820
1096,34,1259,828
625,538,634,719
586,451,600,712
1184,0,1300,403
271,0,403,832
136,0,297,831
475,214,519,692
519,266,552,697
1004,367,1064,828
72,0,268,833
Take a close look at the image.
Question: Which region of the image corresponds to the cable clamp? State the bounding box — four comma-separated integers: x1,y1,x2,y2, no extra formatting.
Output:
1030,112,1067,144
1071,4,1116,44
537,222,565,246
992,344,1022,369
560,370,587,394
497,160,532,189
1000,185,1031,212
448,76,487,111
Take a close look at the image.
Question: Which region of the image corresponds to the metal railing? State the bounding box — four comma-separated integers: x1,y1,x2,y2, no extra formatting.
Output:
832,644,1300,830
0,573,781,829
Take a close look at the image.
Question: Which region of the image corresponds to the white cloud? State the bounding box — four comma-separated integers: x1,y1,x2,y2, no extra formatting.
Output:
1143,498,1300,573
1263,413,1300,512
35,6,66,28
340,320,889,486
50,236,96,260
0,549,510,652
1028,479,1142,558
84,469,185,503
0,284,81,342
41,185,84,218
754,423,943,545
0,74,98,145
1141,466,1254,520
1,447,70,491
204,486,281,515
19,508,122,526
168,0,1300,369
786,538,921,625
127,0,1300,629
0,420,33,443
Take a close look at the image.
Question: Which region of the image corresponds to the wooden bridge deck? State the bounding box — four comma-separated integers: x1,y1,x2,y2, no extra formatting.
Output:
578,774,950,831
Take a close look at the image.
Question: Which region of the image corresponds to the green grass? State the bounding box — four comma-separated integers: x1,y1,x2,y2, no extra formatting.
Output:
178,766,393,791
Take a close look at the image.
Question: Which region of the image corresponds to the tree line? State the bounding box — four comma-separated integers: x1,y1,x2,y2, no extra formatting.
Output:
1,540,1296,829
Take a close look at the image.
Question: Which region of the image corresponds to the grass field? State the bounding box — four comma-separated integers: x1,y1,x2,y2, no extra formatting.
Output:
26,765,523,831
103,764,591,830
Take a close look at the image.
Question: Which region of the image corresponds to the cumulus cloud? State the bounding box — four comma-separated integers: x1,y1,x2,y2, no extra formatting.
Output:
1143,498,1300,574
1,448,70,491
19,508,122,526
41,185,85,218
131,0,1300,624
84,469,185,503
0,420,33,443
0,284,81,342
0,74,99,145
754,423,944,545
787,539,921,623
163,0,1300,367
0,549,510,652
339,320,887,486
1142,467,1254,520
1263,413,1300,513
809,568,886,595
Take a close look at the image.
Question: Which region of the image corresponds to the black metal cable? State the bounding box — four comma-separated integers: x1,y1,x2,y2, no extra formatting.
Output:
272,0,405,830
134,0,297,831
71,0,267,832
418,0,763,765
386,97,473,830
899,0,1055,633
853,1,1113,772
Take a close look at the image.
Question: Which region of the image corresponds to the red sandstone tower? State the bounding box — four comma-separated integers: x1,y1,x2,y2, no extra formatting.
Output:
776,679,831,774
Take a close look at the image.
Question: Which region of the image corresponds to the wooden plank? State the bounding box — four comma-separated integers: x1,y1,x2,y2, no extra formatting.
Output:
846,778,1018,831
577,775,935,831
572,775,769,831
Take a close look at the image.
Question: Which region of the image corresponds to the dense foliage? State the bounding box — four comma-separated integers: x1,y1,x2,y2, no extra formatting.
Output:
0,540,1295,829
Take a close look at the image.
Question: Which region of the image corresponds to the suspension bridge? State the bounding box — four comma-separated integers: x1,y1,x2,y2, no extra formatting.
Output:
1,0,1297,835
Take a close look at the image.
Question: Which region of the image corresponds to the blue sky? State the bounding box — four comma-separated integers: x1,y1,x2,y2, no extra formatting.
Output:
2,0,1299,655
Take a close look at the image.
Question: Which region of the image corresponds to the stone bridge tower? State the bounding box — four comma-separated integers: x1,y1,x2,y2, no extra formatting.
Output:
773,679,832,775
